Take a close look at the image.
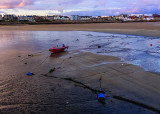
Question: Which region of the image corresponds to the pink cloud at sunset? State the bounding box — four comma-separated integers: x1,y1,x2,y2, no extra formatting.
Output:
0,0,160,15
0,0,36,9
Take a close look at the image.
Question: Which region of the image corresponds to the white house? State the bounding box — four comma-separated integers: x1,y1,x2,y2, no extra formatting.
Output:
79,16,92,21
54,15,70,20
54,15,61,20
61,16,70,20
144,16,154,21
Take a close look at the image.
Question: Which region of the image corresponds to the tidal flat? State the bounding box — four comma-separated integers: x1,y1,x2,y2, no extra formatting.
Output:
0,31,160,113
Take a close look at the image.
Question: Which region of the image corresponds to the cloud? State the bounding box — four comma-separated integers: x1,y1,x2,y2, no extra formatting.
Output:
141,0,159,6
56,0,84,6
0,9,61,15
0,0,160,15
0,0,36,9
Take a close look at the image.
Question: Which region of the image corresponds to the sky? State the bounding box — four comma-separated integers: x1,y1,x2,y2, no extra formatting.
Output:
0,0,160,16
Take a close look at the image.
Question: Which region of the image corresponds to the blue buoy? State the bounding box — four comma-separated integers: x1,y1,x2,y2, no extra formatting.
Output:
27,72,34,76
98,93,106,104
98,93,106,100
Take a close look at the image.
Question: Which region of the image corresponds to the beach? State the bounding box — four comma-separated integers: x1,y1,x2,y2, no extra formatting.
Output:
0,22,160,37
0,23,160,113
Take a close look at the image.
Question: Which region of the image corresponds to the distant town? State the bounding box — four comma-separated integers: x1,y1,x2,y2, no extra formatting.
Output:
0,14,160,24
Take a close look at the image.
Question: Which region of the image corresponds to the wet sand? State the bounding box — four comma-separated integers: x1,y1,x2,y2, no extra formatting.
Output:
0,49,159,113
0,23,160,113
0,22,160,37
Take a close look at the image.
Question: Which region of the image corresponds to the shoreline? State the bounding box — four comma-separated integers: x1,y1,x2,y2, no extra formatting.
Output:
0,22,160,37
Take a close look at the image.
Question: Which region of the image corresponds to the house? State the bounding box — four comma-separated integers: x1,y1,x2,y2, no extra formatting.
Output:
46,16,54,21
144,16,154,21
60,16,70,20
116,14,129,21
129,16,137,21
107,16,115,21
3,15,15,21
79,16,92,21
91,16,106,22
153,14,160,20
71,15,80,20
34,16,46,22
18,16,28,21
54,15,70,20
54,15,61,20
26,16,35,22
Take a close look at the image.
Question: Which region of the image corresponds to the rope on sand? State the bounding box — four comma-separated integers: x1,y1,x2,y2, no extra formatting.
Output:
41,74,160,113
41,74,105,94
18,50,49,63
99,75,103,91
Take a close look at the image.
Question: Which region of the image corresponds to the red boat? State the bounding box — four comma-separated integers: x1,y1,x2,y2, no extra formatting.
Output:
49,45,68,53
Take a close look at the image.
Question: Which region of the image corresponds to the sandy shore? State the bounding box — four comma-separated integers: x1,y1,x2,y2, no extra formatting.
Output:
0,22,160,37
0,49,160,113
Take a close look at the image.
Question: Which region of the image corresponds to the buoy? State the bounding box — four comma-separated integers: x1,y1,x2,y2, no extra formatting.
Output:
98,46,101,48
27,72,34,76
150,44,152,46
121,42,124,45
98,93,106,104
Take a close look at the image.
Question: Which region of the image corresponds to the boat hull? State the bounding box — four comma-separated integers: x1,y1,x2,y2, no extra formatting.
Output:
49,46,68,53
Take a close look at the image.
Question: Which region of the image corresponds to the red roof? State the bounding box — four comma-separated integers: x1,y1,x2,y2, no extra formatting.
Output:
144,16,149,18
129,16,136,19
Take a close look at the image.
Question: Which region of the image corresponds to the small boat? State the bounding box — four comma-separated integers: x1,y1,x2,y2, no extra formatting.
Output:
49,44,68,53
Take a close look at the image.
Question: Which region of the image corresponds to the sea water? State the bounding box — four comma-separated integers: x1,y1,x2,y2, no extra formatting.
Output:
0,31,160,73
